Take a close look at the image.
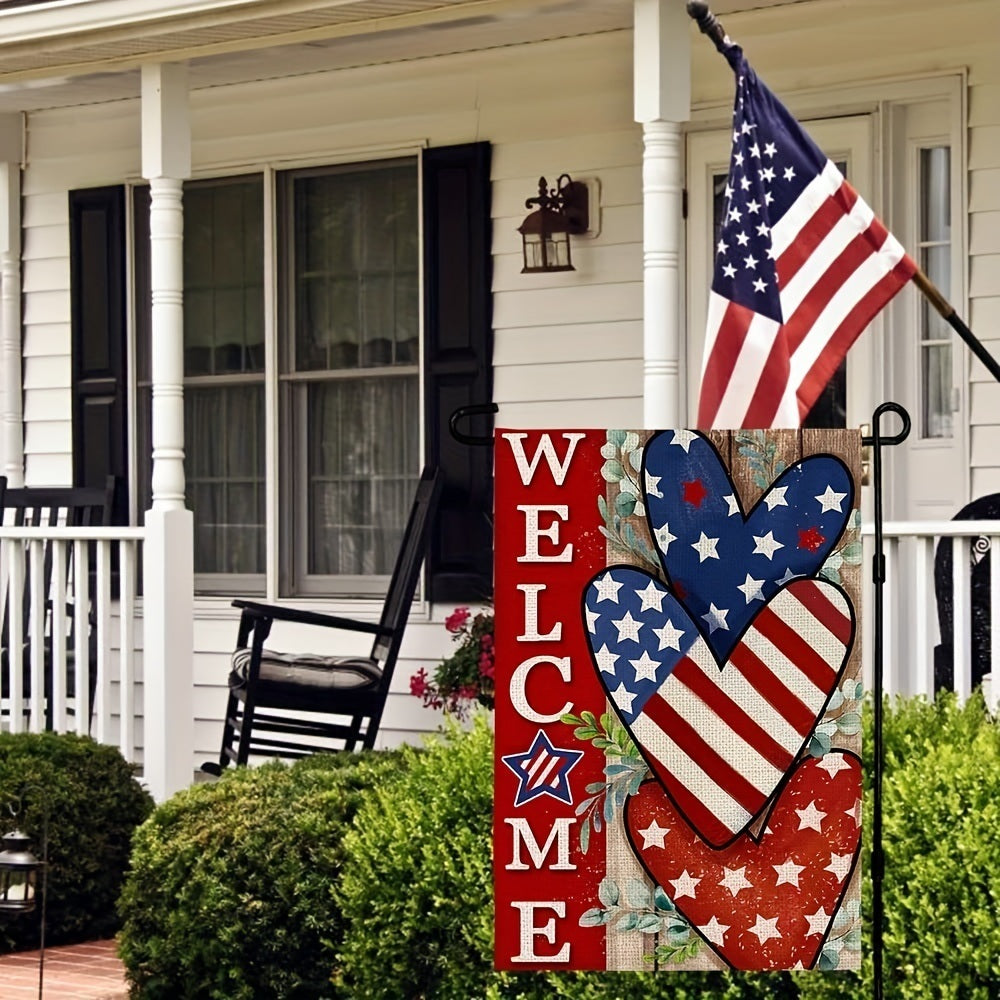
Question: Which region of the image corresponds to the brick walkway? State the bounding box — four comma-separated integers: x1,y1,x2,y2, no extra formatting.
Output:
0,939,127,999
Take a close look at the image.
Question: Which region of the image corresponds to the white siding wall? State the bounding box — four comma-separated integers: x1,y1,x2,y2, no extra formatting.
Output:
20,30,644,757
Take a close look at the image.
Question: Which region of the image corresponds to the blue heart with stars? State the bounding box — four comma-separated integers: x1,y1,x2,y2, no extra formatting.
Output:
641,430,852,661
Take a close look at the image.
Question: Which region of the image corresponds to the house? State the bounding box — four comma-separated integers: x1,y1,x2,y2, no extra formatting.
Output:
0,0,996,800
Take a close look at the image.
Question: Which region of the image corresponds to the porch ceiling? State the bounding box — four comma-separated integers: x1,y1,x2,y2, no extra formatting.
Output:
0,0,814,112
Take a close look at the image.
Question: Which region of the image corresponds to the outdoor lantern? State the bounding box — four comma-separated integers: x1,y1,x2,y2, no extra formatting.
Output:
518,174,589,274
0,829,42,916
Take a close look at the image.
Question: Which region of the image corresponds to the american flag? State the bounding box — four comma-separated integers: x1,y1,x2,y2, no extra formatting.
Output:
697,45,916,429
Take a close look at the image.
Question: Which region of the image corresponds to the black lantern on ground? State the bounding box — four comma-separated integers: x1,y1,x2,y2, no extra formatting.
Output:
0,829,42,916
518,174,590,273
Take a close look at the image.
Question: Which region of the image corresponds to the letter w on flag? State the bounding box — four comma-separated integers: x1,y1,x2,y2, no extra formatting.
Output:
697,43,916,429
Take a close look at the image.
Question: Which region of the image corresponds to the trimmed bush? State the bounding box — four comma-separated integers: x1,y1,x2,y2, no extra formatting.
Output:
798,691,1000,1000
334,715,790,1000
0,731,153,953
117,751,403,1000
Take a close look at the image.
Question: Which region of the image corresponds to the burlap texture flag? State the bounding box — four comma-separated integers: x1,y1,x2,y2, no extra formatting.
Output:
493,429,862,973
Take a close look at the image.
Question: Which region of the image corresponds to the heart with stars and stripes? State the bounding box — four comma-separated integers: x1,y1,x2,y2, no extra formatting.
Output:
624,752,862,971
583,568,854,848
641,430,853,662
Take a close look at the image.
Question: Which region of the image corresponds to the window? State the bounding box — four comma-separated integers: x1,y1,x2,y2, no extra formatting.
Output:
279,161,420,595
131,142,494,601
917,146,952,439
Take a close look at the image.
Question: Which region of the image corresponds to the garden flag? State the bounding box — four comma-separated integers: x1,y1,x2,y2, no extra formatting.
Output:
494,428,863,972
697,41,916,429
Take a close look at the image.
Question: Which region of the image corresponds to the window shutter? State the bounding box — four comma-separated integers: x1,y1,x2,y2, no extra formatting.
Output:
422,142,493,604
69,186,128,525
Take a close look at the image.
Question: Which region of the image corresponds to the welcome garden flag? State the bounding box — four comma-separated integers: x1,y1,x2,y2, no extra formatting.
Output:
493,428,863,972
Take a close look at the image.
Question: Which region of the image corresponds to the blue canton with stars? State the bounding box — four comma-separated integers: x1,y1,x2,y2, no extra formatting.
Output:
713,44,830,320
584,567,699,725
640,430,852,661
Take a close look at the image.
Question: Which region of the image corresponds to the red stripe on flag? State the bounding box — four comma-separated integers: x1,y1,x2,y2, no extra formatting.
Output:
728,641,816,734
697,300,755,427
789,580,853,646
795,254,915,417
642,693,768,817
776,181,859,287
753,604,840,693
672,657,794,772
648,771,738,847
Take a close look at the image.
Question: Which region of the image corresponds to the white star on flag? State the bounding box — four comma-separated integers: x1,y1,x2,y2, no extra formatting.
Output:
630,651,661,683
645,472,663,498
817,754,852,778
815,484,848,512
773,858,806,888
593,573,624,604
804,907,831,936
655,523,678,552
692,532,721,562
825,853,855,883
670,430,699,452
653,619,685,651
737,573,765,603
636,580,667,612
796,800,828,832
698,915,730,946
611,611,643,643
702,603,730,633
669,870,701,900
593,643,619,675
611,683,637,713
719,866,754,896
763,486,789,510
724,493,741,516
747,913,782,944
638,819,670,849
752,530,784,559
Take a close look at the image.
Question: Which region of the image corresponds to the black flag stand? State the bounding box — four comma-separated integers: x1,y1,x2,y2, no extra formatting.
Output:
862,402,910,1000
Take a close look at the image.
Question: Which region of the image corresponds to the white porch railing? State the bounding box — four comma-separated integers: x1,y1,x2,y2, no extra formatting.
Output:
862,520,1000,709
0,525,145,763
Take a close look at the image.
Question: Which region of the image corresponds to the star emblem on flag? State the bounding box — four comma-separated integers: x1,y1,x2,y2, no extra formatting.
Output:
501,729,585,808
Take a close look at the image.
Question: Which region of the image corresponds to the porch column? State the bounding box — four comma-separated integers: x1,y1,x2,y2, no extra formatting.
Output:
0,115,23,486
141,63,193,801
634,0,690,427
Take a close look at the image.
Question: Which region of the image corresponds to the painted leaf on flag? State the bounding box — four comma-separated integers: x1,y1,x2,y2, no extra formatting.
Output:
494,428,863,973
697,44,916,429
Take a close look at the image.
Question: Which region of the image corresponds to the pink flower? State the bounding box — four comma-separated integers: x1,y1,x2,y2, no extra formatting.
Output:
445,607,470,634
409,667,429,698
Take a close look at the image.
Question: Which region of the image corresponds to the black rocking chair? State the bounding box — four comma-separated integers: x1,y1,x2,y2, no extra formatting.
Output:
0,476,116,729
202,466,442,773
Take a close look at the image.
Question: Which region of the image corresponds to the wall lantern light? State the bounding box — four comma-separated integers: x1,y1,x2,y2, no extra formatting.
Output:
518,174,590,274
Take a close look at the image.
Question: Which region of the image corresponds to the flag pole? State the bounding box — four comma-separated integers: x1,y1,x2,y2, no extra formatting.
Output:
687,0,1000,388
911,269,1000,385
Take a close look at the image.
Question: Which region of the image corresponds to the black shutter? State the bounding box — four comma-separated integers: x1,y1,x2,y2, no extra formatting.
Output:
69,186,128,525
422,142,493,604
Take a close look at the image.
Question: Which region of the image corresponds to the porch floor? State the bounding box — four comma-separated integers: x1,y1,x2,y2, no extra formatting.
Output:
0,939,127,999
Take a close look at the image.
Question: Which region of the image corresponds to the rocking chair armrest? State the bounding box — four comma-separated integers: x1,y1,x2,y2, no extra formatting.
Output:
231,599,392,637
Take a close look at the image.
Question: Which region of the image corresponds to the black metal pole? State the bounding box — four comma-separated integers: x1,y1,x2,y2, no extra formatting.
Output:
863,402,910,1000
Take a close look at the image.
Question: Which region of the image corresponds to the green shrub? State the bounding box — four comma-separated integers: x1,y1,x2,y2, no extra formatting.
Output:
117,751,402,1000
798,691,1000,1000
335,715,790,1000
0,731,153,953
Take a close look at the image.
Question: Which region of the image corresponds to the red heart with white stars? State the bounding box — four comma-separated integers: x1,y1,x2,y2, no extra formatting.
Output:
624,752,862,971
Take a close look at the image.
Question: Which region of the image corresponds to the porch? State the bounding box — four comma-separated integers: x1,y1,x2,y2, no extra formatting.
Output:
1,514,997,800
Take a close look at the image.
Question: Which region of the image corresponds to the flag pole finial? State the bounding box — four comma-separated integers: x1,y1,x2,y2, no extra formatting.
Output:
686,1,729,54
